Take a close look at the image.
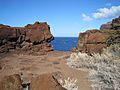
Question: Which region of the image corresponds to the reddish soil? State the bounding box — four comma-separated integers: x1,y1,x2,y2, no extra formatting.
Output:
0,51,92,90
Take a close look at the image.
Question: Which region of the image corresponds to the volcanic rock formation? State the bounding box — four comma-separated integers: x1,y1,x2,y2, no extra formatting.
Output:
74,16,120,54
100,16,120,30
0,22,54,53
30,72,66,90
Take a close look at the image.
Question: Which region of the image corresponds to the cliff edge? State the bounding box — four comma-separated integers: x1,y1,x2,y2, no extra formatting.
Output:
0,21,54,54
74,16,120,54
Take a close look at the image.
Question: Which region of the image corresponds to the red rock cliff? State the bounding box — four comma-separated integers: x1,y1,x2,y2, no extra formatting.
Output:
75,17,120,54
0,22,54,53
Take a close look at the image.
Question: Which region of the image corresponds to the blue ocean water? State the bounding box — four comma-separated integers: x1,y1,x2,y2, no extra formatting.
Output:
51,37,78,51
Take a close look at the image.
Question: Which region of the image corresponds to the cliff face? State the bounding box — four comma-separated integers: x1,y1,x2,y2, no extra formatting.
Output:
75,17,120,54
0,22,54,53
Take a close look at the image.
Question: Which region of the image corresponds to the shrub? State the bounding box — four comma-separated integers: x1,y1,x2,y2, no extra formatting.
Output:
106,31,120,46
67,44,120,90
112,23,120,30
59,77,78,90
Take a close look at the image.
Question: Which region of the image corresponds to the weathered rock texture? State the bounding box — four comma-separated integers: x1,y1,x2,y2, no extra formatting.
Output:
0,72,66,90
75,16,120,54
0,74,22,90
30,72,66,90
100,16,120,30
100,22,112,30
0,22,54,53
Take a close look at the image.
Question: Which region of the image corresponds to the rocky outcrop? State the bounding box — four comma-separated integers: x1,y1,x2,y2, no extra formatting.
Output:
0,74,22,90
75,16,120,54
30,72,66,90
100,16,120,30
76,29,120,54
100,22,112,30
112,16,120,30
0,22,54,53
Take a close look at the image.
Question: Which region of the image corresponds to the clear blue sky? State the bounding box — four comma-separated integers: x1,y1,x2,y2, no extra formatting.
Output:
0,0,120,37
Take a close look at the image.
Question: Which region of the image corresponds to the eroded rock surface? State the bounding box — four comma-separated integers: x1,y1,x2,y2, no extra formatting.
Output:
75,16,120,54
100,16,120,30
30,72,66,90
0,22,54,53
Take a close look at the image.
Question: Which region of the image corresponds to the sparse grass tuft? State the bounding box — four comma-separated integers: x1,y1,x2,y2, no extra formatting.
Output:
59,77,78,90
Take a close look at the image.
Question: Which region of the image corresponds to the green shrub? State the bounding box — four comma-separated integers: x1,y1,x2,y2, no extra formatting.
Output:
112,23,120,30
106,31,120,46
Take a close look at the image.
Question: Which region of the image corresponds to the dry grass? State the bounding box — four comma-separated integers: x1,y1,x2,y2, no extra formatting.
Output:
59,77,78,90
67,44,120,90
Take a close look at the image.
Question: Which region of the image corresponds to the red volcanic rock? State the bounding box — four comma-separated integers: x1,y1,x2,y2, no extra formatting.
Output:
77,30,107,53
100,16,120,30
0,21,54,53
75,17,120,54
30,72,66,90
76,29,119,54
25,22,53,43
0,74,22,90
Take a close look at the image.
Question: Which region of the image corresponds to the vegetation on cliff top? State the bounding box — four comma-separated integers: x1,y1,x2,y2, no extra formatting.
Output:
106,31,120,46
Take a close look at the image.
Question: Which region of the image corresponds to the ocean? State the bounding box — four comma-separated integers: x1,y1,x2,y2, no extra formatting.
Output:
51,37,78,51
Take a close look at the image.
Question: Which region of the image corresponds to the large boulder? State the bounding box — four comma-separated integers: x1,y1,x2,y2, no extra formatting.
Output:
30,72,66,90
25,22,54,44
0,74,22,90
0,21,54,53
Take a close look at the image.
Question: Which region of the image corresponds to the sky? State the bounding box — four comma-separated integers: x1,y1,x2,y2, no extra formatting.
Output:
0,0,120,37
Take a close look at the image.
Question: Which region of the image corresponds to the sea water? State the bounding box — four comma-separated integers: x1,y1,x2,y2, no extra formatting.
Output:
51,37,78,51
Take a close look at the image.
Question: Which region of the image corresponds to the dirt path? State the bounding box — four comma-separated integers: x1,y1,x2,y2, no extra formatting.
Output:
0,51,92,90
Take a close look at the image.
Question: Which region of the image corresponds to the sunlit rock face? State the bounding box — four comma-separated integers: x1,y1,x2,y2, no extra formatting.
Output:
0,21,54,53
75,16,120,54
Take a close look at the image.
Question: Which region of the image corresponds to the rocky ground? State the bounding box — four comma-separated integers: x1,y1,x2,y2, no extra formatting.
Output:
0,21,91,90
0,51,91,90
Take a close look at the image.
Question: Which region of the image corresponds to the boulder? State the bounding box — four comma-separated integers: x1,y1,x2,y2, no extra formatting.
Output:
0,21,54,53
25,22,54,44
30,72,66,90
0,74,22,90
